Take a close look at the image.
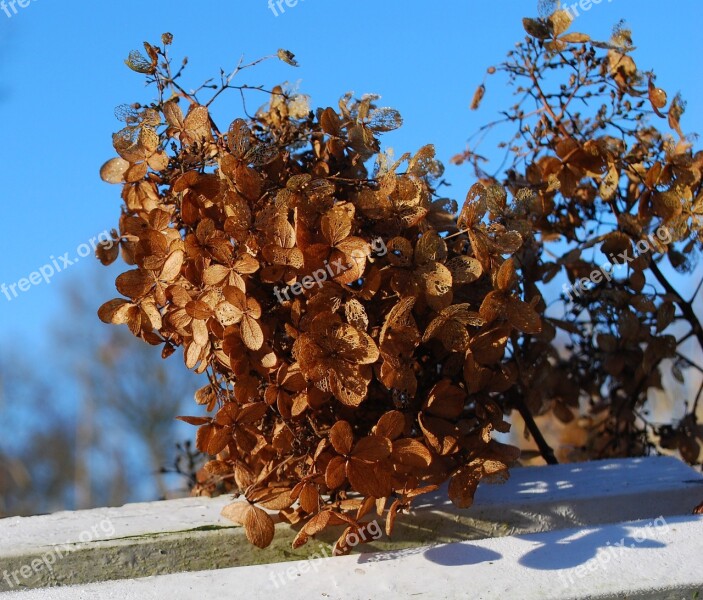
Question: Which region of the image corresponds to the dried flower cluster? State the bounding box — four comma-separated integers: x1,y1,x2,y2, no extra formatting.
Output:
458,7,703,464
99,37,527,550
98,7,703,551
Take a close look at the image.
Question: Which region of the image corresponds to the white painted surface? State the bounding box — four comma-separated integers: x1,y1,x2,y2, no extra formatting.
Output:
3,515,701,600
0,456,701,597
0,495,236,558
1,456,699,558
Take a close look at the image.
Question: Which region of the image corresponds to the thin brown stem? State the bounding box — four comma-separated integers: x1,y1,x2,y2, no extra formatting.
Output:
528,68,571,139
514,396,559,465
650,261,703,351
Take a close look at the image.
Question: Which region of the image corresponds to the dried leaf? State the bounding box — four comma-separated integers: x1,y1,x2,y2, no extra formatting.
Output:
277,48,299,67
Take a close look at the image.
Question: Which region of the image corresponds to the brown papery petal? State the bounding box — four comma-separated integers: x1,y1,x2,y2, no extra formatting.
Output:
325,456,347,489
243,505,275,549
505,299,542,334
391,438,432,468
100,157,130,184
448,463,482,509
347,460,391,498
241,315,264,351
374,411,406,440
329,421,354,455
160,250,184,282
220,501,250,526
163,99,185,128
352,436,392,461
116,269,153,299
98,299,132,324
321,208,353,246
446,255,483,285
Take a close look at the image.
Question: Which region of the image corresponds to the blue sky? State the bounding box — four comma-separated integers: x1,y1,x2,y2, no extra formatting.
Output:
0,0,701,349
0,0,701,509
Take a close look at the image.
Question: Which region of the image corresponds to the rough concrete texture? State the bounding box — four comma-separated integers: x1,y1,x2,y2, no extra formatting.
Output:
0,456,700,592
2,515,702,599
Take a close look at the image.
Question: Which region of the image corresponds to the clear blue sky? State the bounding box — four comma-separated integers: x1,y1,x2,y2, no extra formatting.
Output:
1,0,702,351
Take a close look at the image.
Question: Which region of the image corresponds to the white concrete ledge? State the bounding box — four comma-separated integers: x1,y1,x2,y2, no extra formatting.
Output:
3,515,702,600
0,457,701,594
